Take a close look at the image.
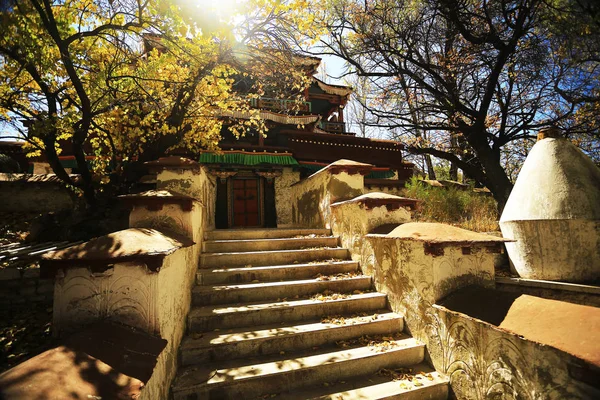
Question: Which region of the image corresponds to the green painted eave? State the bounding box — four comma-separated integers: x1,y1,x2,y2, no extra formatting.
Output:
199,152,299,167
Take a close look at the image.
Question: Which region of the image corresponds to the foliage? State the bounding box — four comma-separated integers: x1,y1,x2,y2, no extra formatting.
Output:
0,301,55,373
0,0,312,205
343,74,380,138
404,177,499,232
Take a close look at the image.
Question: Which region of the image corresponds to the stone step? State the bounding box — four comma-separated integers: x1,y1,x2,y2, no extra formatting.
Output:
192,276,373,305
196,260,360,285
188,292,388,332
172,337,425,400
200,247,349,269
205,228,331,241
202,236,339,253
180,311,403,365
283,363,449,400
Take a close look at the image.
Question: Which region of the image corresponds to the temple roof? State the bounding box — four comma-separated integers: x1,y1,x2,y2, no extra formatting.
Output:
313,77,353,97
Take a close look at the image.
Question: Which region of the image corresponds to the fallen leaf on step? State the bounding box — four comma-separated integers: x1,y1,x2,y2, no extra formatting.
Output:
251,280,259,283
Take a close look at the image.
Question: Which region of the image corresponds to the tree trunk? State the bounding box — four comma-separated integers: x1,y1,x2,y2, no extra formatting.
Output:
43,134,73,185
449,163,458,181
72,127,96,207
468,133,513,213
449,133,459,181
424,154,436,180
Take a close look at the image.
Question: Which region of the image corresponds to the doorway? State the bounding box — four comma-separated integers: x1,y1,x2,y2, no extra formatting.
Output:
231,178,261,227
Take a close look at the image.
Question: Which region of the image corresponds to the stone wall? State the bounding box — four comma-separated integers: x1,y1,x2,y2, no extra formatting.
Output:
157,166,216,230
294,161,599,399
290,161,368,228
429,302,598,399
274,167,300,227
0,173,73,212
46,158,211,399
330,194,412,270
333,211,598,399
0,267,53,314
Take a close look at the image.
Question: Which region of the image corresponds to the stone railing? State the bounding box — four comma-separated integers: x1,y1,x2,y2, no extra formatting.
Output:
146,156,217,231
35,157,213,400
290,159,373,228
293,158,600,399
330,192,416,272
337,202,599,399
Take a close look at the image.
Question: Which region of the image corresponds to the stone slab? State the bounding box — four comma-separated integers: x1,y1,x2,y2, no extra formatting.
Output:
42,228,192,262
499,295,600,367
386,222,510,244
0,322,167,400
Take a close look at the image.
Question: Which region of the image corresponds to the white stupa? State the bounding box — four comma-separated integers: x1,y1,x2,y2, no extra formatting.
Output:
499,127,600,282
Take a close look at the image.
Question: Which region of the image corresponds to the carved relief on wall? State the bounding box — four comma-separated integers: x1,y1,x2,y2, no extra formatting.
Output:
367,237,591,400
131,205,192,238
54,262,158,335
425,307,582,399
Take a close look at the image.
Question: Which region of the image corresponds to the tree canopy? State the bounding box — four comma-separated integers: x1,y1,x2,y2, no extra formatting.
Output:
0,0,311,205
256,0,600,208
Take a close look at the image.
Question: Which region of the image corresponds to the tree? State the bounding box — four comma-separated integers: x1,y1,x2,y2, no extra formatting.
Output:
266,0,600,209
343,74,377,138
0,0,311,206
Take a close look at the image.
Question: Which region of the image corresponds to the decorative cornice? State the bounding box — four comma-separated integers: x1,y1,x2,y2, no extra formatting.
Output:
324,159,374,176
208,170,238,180
118,190,196,212
40,228,193,278
256,171,282,180
359,197,420,211
331,192,421,211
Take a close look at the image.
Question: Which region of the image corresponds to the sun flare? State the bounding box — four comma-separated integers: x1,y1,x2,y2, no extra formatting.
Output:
194,0,242,21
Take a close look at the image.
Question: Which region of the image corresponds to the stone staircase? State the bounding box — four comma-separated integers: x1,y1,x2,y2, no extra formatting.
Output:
172,229,449,400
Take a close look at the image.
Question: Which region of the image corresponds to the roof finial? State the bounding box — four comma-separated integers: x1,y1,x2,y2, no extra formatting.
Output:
537,126,562,141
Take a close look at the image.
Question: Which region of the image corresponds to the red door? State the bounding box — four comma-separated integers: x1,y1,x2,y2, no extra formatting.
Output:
232,179,260,227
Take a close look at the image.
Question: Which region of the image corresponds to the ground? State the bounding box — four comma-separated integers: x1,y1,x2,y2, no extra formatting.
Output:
0,212,55,373
0,212,39,247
